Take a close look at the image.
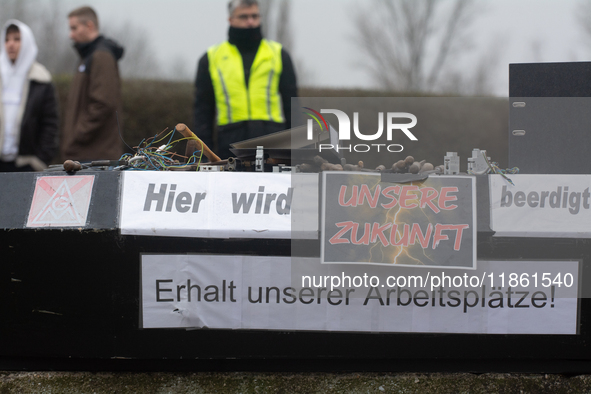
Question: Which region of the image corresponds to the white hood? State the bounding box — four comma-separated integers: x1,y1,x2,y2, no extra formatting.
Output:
0,20,38,161
0,19,37,103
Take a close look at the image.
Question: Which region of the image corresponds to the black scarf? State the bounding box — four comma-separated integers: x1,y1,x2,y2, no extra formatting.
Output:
74,35,103,59
228,26,262,51
228,26,263,86
74,35,124,61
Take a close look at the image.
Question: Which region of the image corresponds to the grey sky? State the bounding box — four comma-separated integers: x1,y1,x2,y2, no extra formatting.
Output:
61,0,586,96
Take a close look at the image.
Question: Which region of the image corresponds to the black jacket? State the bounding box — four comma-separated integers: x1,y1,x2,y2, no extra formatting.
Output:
193,28,298,159
11,62,59,169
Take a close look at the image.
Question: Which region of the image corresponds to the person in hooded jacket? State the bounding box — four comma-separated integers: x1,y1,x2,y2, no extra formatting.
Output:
61,6,124,162
193,0,298,160
0,20,58,172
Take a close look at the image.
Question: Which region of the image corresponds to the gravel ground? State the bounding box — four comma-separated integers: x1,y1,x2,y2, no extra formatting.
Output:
1,372,591,393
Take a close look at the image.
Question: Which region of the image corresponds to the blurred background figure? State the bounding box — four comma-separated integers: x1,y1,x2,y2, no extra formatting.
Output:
0,20,58,172
61,6,124,162
193,0,298,160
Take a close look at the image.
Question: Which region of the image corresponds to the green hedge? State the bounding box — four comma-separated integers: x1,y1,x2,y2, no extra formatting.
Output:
53,76,509,169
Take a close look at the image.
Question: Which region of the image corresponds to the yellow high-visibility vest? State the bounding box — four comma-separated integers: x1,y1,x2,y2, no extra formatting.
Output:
208,39,284,126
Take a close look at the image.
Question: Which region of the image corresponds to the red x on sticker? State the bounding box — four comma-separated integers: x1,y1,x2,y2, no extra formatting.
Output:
26,176,95,227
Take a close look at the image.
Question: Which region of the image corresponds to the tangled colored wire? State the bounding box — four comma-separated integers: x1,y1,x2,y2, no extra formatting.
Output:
466,151,519,185
119,128,204,171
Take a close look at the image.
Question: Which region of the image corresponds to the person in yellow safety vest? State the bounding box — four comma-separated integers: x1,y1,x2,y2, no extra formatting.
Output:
193,0,298,160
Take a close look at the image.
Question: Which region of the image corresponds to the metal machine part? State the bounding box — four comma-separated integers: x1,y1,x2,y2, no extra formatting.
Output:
272,164,296,173
255,146,264,172
467,149,491,174
444,152,460,175
197,165,224,172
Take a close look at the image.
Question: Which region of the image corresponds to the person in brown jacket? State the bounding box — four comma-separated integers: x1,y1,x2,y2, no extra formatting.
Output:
61,6,124,162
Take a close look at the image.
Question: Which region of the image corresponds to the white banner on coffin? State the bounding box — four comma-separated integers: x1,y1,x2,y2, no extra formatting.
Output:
141,254,578,334
490,174,591,237
120,172,318,239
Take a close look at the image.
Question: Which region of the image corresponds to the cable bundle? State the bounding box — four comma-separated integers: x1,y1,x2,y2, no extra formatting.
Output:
120,128,204,171
466,151,519,185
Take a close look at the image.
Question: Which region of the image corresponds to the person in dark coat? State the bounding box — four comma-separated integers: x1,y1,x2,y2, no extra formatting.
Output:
61,6,124,162
193,0,298,160
0,20,58,172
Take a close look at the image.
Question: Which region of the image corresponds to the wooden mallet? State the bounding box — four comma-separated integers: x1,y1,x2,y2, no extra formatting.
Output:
175,123,221,163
